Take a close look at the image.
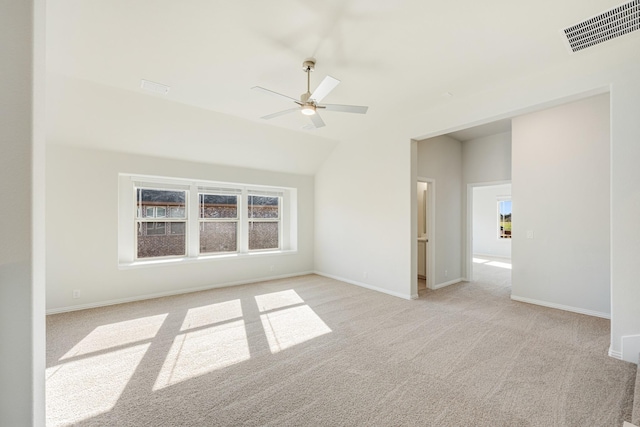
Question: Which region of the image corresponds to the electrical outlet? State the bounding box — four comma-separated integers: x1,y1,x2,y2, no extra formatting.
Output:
72,290,80,299
527,230,534,239
445,270,448,277
269,265,274,271
363,271,368,279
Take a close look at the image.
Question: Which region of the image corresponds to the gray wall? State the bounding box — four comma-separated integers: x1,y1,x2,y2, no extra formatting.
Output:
417,135,462,286
511,94,610,317
462,132,512,184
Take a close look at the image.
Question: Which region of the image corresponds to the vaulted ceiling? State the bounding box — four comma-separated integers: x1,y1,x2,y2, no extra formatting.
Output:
46,0,640,173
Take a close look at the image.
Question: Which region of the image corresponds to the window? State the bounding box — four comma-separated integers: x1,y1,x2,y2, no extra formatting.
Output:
136,188,187,258
248,194,280,251
119,175,295,265
498,199,512,239
199,192,239,254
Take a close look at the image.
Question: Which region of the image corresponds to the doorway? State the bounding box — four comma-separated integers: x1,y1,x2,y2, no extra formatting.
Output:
466,182,512,284
417,178,435,295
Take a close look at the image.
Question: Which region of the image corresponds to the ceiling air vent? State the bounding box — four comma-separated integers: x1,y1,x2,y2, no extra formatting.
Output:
140,79,170,95
562,0,640,53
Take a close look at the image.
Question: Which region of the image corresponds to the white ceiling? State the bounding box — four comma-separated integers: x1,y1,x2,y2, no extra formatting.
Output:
45,0,640,171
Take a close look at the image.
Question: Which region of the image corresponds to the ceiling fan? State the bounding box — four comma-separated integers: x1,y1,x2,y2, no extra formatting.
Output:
252,58,368,129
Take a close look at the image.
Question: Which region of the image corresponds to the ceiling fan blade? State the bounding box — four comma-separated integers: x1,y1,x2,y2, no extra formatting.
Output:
309,112,326,128
252,86,298,103
321,104,368,114
310,76,340,103
261,107,300,120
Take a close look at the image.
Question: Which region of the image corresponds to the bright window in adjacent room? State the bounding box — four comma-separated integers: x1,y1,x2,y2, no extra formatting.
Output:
498,199,512,239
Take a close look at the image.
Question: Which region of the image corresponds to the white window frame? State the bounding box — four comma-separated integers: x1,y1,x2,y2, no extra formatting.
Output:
247,191,283,252
198,189,241,255
134,185,189,260
118,174,297,267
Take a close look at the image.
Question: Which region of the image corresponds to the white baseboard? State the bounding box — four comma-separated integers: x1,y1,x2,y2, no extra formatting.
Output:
621,334,640,364
609,347,623,360
430,278,465,290
313,271,413,300
46,271,315,315
510,295,610,319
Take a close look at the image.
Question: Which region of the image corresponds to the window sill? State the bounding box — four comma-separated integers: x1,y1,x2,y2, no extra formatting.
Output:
118,249,298,270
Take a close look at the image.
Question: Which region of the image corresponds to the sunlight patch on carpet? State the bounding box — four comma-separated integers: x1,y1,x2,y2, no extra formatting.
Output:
153,319,249,390
486,261,512,269
180,299,242,331
473,258,489,264
60,314,167,360
260,305,332,353
46,343,150,425
255,289,304,312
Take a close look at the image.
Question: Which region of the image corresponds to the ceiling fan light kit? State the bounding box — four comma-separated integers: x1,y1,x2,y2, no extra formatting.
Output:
301,104,316,116
252,58,368,129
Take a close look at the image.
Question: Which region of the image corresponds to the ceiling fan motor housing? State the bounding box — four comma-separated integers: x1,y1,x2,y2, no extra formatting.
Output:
302,59,315,72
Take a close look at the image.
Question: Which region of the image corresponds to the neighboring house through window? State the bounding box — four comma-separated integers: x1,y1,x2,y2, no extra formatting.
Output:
118,175,295,265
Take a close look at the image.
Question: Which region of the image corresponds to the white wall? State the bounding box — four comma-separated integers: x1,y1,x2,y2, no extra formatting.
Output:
47,73,338,176
46,145,315,312
472,185,512,258
462,132,512,276
417,135,463,287
610,67,640,361
314,134,412,299
0,0,46,424
314,51,640,359
511,94,610,317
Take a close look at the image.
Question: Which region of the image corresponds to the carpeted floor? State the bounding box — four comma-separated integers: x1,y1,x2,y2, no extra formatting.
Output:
46,261,636,426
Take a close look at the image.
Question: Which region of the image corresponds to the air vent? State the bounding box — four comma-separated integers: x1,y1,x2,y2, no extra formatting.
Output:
140,79,170,95
562,0,640,53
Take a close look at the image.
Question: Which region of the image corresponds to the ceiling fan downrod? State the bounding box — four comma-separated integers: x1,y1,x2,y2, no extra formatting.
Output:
301,59,316,104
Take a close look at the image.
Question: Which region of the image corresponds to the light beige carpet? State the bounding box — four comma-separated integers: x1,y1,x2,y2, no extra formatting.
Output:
47,263,636,426
634,359,640,425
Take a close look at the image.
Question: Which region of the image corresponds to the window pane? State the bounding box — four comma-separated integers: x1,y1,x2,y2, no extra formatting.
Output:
169,222,185,235
249,222,279,250
168,206,185,218
248,195,279,219
200,194,238,219
137,189,186,219
200,222,237,253
137,221,186,258
145,222,166,235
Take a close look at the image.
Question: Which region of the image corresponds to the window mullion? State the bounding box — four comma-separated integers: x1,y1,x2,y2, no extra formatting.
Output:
239,189,248,253
188,184,199,257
